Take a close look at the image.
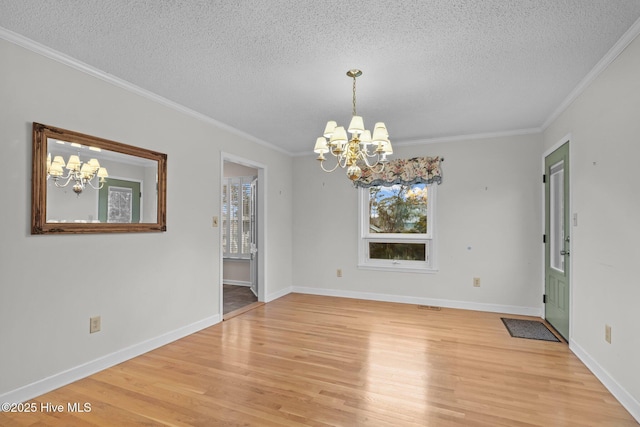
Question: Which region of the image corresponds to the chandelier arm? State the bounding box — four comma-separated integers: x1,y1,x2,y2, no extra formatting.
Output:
359,152,381,169
361,151,380,162
328,145,348,159
361,145,383,159
84,176,103,190
370,162,385,174
53,175,75,188
339,154,350,169
360,162,385,175
319,159,342,173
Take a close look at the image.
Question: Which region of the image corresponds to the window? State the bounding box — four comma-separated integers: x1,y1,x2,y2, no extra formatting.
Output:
359,183,437,272
222,176,254,258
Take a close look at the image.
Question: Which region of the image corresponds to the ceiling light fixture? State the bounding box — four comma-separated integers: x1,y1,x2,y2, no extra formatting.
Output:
47,151,109,195
313,69,393,181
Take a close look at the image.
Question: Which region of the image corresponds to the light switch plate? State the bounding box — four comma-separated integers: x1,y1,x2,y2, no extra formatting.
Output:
90,316,101,334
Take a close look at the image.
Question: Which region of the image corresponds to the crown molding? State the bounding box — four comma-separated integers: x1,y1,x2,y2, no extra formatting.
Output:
292,127,543,157
0,26,289,156
394,127,542,147
541,16,640,130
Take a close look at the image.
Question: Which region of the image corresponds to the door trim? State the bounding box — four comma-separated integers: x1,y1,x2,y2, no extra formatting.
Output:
541,133,572,340
220,152,267,317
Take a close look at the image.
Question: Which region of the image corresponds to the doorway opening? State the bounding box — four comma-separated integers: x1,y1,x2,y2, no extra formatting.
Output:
221,155,266,320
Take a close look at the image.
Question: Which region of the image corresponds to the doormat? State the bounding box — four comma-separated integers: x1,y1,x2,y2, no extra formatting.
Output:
501,318,560,342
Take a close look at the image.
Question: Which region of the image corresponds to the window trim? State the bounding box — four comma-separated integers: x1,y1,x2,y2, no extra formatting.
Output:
358,183,438,273
222,176,254,259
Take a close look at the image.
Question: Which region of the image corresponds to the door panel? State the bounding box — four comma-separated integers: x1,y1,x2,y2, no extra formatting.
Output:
545,142,570,339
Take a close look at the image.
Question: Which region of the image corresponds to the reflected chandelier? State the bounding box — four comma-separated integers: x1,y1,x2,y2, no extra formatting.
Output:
313,69,393,181
47,152,109,195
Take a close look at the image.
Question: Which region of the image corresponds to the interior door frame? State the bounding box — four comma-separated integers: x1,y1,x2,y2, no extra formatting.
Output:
541,134,572,341
249,177,258,296
220,152,267,312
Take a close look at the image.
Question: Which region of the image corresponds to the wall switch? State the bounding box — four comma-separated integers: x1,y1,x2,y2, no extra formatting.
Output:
90,316,101,334
605,324,612,343
473,277,481,287
212,216,219,227
337,268,342,278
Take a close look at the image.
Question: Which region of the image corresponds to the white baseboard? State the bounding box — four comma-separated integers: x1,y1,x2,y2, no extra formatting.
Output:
292,286,541,316
223,280,251,287
570,340,640,423
266,286,293,303
0,314,221,404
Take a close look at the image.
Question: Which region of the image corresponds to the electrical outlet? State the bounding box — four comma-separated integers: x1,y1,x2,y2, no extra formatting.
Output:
90,316,101,334
473,277,481,287
337,268,342,278
605,324,612,343
212,216,219,227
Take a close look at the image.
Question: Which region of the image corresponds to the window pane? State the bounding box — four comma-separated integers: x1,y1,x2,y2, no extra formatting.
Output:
230,181,240,254
550,161,564,272
242,182,251,254
223,177,254,258
369,242,426,261
222,184,228,252
369,184,428,234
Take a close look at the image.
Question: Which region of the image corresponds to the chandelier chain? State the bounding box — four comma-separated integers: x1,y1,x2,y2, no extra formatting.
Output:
352,75,357,116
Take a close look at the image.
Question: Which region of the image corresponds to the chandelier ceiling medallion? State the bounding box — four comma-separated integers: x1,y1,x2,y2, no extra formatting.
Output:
313,69,393,181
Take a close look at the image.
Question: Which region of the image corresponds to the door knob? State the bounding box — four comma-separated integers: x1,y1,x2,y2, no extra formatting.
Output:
560,249,570,256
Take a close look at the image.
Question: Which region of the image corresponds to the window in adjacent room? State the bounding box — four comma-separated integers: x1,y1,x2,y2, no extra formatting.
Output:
222,176,254,259
358,183,437,272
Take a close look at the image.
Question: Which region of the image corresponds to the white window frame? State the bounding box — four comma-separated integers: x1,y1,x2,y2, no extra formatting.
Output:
358,183,438,273
222,176,254,259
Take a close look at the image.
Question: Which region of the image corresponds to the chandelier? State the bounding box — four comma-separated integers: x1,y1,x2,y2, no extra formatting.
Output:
313,69,393,181
47,152,109,195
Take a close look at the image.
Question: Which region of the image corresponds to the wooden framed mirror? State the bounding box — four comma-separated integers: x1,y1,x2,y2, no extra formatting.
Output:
32,123,167,234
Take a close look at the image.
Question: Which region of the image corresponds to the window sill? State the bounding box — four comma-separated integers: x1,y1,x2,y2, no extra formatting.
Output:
357,263,439,274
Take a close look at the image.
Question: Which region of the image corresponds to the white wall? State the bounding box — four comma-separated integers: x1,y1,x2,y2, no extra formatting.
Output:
223,259,251,285
544,33,640,412
293,133,543,314
0,38,293,398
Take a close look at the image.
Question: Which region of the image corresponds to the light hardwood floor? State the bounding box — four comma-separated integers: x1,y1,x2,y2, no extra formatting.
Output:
1,294,637,426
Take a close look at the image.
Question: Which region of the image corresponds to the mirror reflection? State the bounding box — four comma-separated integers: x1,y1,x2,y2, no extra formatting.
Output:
46,138,158,224
32,122,167,234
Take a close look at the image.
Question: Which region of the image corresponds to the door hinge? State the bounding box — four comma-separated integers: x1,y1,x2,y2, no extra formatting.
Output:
543,234,546,244
543,294,547,304
542,174,546,183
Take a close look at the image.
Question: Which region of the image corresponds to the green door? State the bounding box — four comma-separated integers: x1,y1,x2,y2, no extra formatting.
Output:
544,142,570,340
98,178,141,223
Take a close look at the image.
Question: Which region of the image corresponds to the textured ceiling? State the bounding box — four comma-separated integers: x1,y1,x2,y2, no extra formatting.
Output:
2,1,640,154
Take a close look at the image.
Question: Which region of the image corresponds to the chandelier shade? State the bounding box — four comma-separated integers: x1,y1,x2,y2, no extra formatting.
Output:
46,151,109,195
313,69,393,181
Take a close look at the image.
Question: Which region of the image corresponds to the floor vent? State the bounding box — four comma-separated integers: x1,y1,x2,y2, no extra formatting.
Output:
417,305,441,311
